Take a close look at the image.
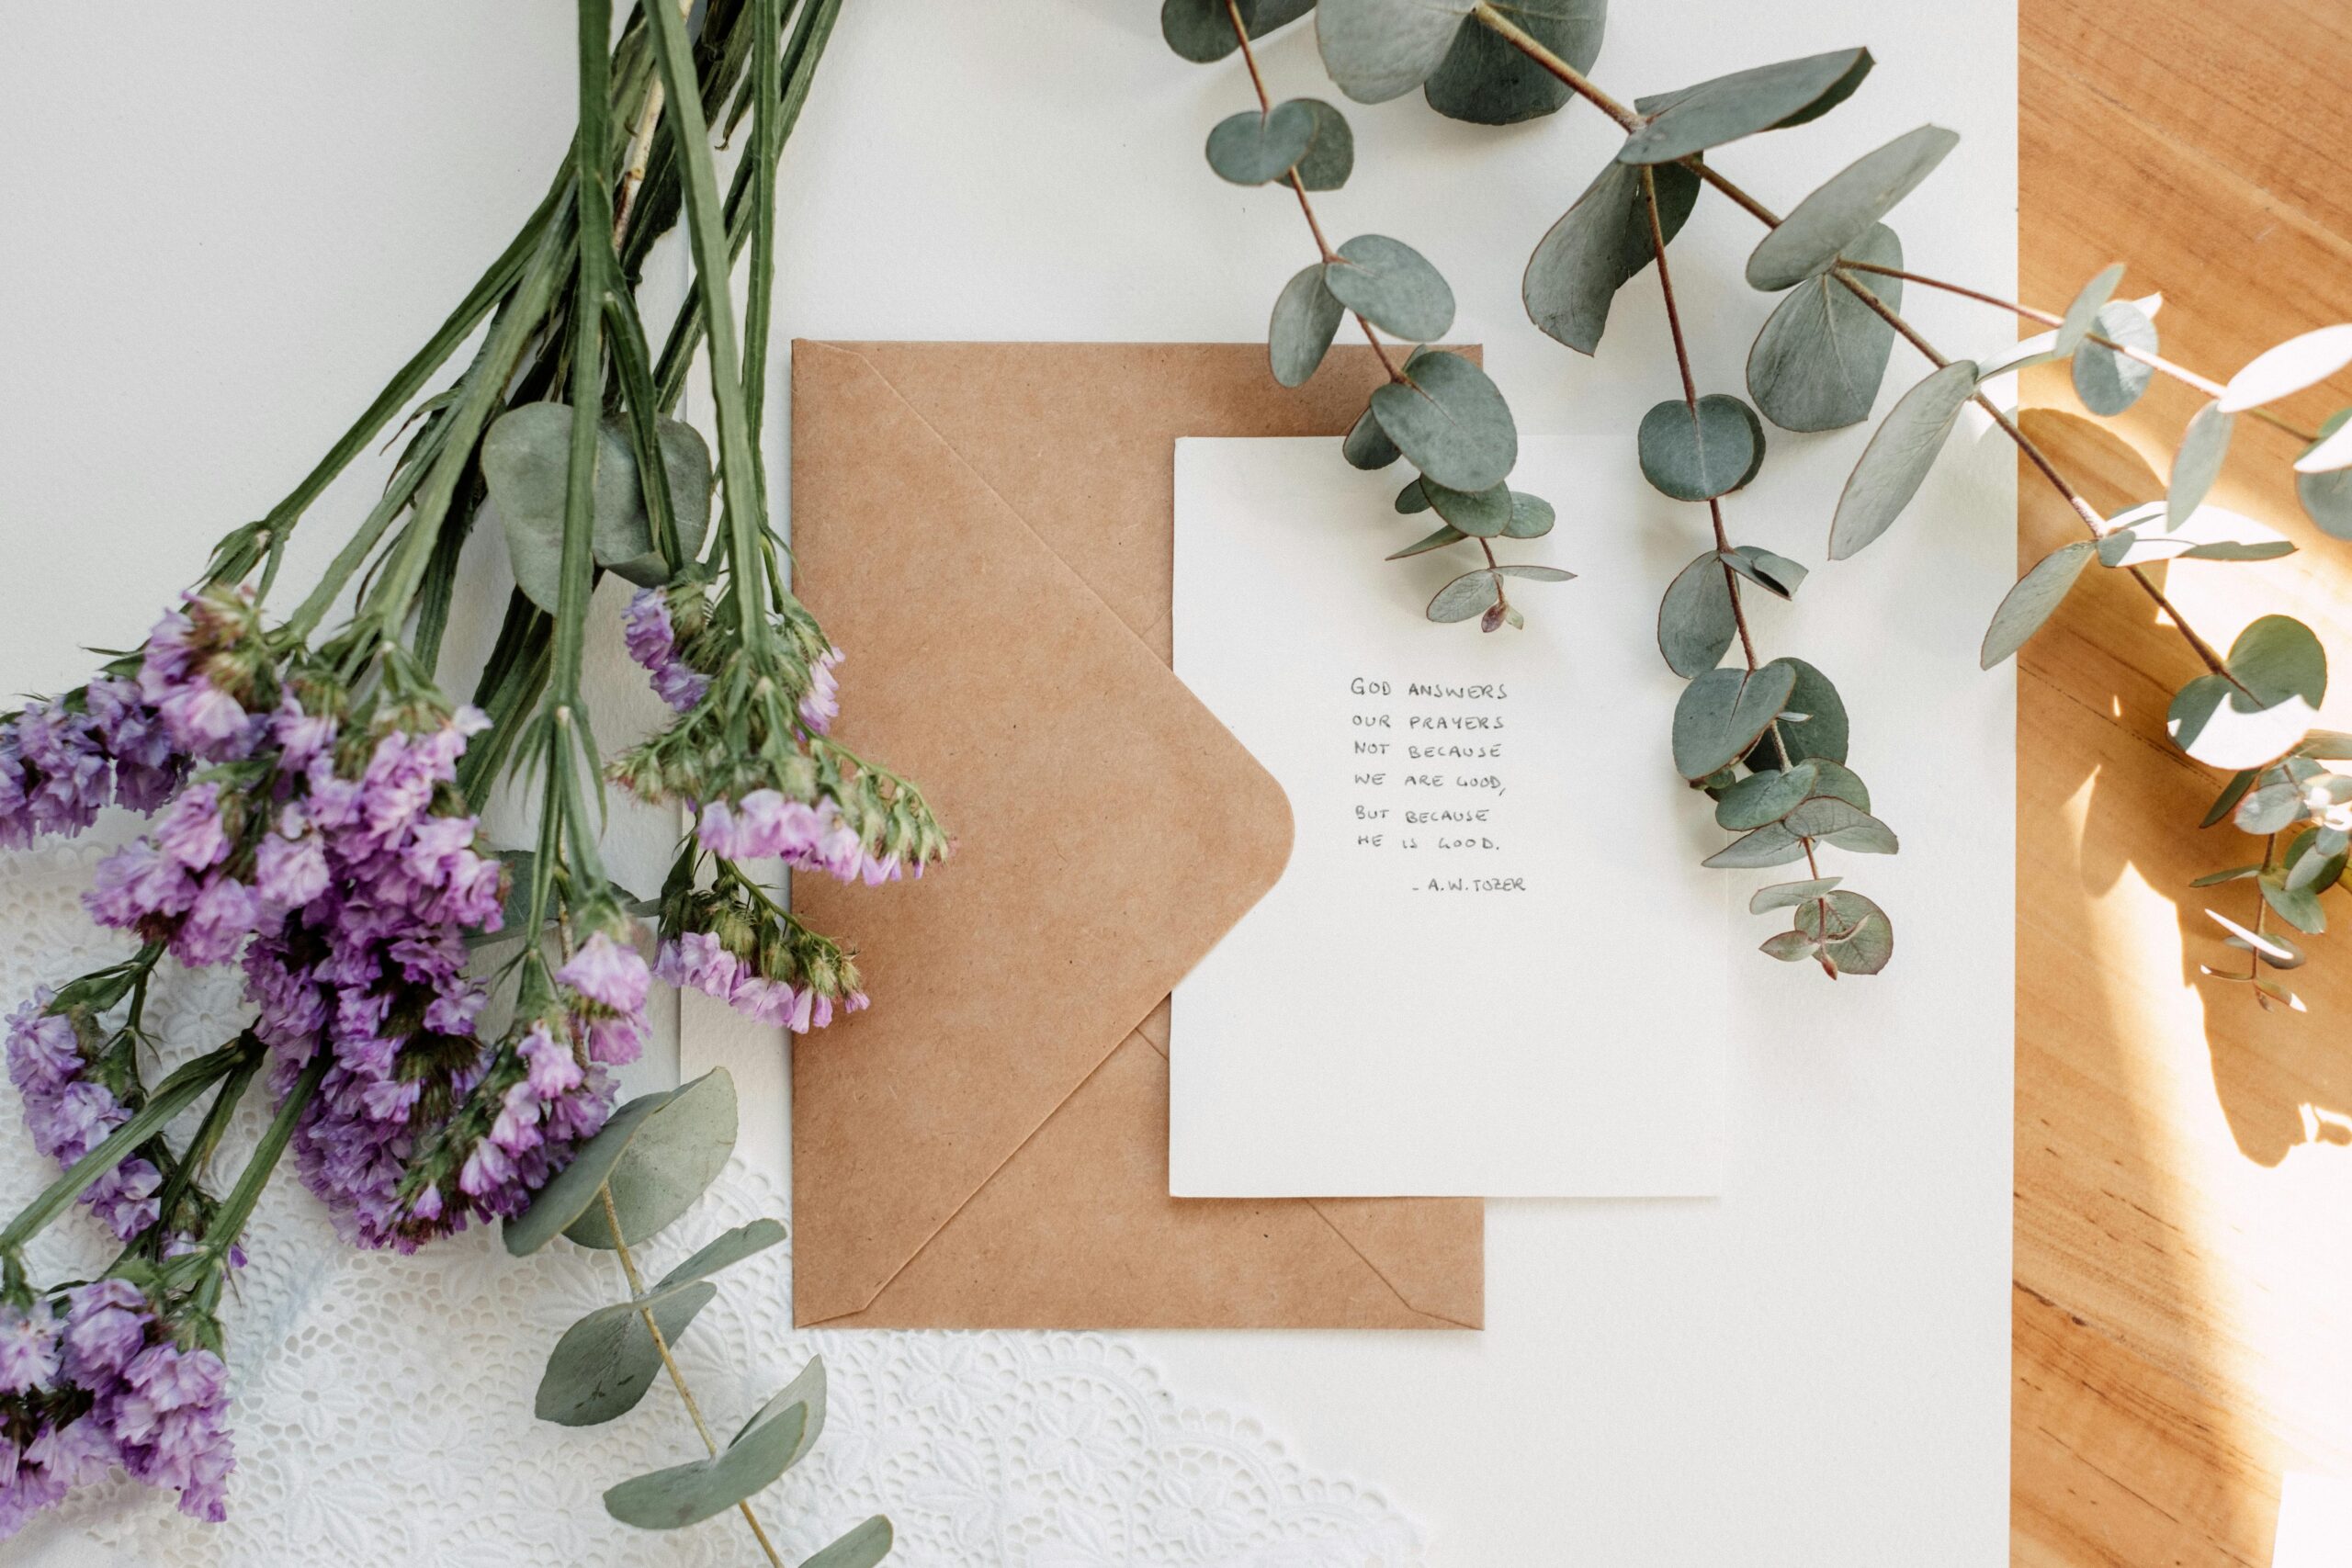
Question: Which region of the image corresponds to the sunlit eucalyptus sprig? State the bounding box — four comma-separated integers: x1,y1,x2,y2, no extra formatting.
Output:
1172,0,1574,631
1181,0,2352,998
0,0,906,1551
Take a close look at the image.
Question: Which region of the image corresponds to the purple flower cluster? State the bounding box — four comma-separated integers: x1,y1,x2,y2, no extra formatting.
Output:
798,646,842,734
622,589,711,713
695,788,910,886
654,929,865,1032
4,994,160,1243
0,678,185,849
0,1280,234,1535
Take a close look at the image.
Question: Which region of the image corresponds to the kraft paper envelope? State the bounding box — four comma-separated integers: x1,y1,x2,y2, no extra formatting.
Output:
789,340,1483,1329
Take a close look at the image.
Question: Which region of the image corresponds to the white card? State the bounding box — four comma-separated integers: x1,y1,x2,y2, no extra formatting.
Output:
1170,435,1735,1198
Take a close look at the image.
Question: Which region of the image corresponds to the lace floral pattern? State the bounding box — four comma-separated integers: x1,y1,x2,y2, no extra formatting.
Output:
0,839,1422,1566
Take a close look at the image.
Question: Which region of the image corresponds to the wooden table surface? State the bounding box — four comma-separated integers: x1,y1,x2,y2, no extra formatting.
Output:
2017,0,2352,1561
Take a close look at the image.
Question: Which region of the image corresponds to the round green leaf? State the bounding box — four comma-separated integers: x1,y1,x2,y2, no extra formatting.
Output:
1786,797,1899,853
1980,540,2096,670
1618,48,1873,164
1422,0,1603,124
2297,410,2352,538
1423,479,1513,537
1794,889,1894,976
1342,404,1399,470
801,1517,895,1568
2219,323,2352,412
1703,823,1809,869
599,415,715,588
1745,657,1849,767
1293,99,1357,190
1826,359,1978,559
1370,350,1517,491
1206,101,1317,186
1162,0,1315,62
1524,160,1700,355
2052,264,2125,357
1747,125,1961,291
1673,660,1800,779
1750,875,1842,914
2168,653,2322,769
1504,491,1555,538
505,1077,709,1257
2164,401,2235,530
1637,394,1764,502
1747,223,1904,433
1316,0,1475,103
651,1216,788,1293
1657,551,1736,678
2072,299,2157,416
2229,614,2327,708
1323,235,1456,344
537,1281,718,1428
1395,478,1431,513
603,1366,821,1530
1715,761,1820,830
1721,545,1806,599
2295,404,2352,474
2261,873,2327,936
483,403,630,615
1428,569,1500,623
1269,265,1345,389
565,1068,739,1250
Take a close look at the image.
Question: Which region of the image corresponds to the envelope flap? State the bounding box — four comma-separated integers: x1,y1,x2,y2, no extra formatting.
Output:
788,342,1295,1325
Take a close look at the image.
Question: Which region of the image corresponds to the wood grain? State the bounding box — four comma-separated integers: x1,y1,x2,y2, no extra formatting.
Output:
2018,2,2352,1560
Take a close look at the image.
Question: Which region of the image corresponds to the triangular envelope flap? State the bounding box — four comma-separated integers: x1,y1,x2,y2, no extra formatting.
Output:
788,343,1295,1325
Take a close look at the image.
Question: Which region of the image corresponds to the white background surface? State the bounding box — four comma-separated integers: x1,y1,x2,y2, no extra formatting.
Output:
0,2,2016,1563
1171,438,1735,1198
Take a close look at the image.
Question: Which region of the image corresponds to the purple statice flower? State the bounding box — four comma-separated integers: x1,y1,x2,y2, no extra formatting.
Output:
7,703,110,841
798,646,843,734
0,1281,237,1535
556,932,649,1014
85,783,266,967
85,675,183,812
137,594,263,763
694,788,905,886
622,589,710,712
654,931,741,1000
4,994,159,1244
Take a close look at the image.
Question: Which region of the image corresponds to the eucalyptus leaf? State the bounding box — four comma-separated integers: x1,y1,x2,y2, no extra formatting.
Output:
2230,614,2329,708
1792,798,1900,854
2296,410,2352,538
2296,405,2352,474
1162,0,1315,62
2165,402,2234,530
2234,780,2304,835
2219,323,2352,412
1747,125,1961,291
800,1517,895,1568
1324,235,1456,344
1423,0,1604,124
2285,828,2348,896
1396,479,1432,513
1370,350,1517,491
1703,823,1809,869
1316,0,1476,103
1618,48,1872,164
1523,160,1700,355
1293,98,1357,190
2053,264,2125,356
1980,540,2096,670
2201,769,2257,827
1826,359,1979,559
1494,563,1574,581
505,1078,704,1256
1714,761,1820,829
1269,265,1345,389
1760,929,1817,962
1428,569,1500,624
2168,673,2316,770
603,1391,812,1529
1721,545,1806,599
1423,479,1513,536
1747,223,1903,432
1343,404,1400,470
1750,875,1843,914
1673,660,1799,780
1504,491,1556,538
650,1216,788,1293
564,1069,739,1250
2072,299,2158,415
1807,758,1871,811
1206,102,1317,186
482,404,711,604
1657,552,1736,678
2260,874,2326,936
1637,394,1764,502
2190,865,2263,887
1794,889,1894,976
536,1282,718,1427
1746,658,1849,767
1386,522,1467,559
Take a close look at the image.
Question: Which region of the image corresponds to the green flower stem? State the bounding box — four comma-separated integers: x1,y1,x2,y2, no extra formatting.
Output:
596,1183,790,1568
644,0,780,655
0,1035,262,1255
279,417,452,646
146,1047,263,1250
1836,258,2321,444
187,1049,329,1271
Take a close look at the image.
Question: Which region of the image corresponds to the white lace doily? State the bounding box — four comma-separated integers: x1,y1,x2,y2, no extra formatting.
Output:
0,838,1422,1567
